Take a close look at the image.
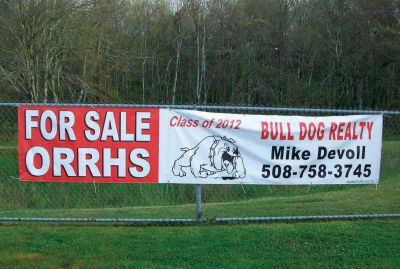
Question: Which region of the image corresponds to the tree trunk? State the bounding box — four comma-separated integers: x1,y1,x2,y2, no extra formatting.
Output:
172,33,182,105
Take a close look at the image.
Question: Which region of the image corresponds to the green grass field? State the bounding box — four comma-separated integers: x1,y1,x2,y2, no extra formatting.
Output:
0,140,399,268
0,220,399,268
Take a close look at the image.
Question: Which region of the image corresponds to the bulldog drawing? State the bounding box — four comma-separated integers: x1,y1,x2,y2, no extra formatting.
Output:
172,136,246,180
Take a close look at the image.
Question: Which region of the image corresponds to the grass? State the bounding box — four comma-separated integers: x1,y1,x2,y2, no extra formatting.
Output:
0,168,399,219
0,220,399,269
0,143,398,268
0,129,399,268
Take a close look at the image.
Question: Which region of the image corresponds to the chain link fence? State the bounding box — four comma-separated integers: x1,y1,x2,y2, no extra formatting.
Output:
0,103,399,224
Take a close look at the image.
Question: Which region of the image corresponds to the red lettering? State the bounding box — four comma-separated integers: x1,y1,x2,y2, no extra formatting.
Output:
329,123,337,140
170,116,179,127
299,122,307,140
287,123,294,140
261,122,269,139
317,122,325,140
359,122,366,139
352,122,358,140
271,122,278,140
337,122,345,140
279,123,287,140
344,123,352,140
308,122,316,140
367,122,374,140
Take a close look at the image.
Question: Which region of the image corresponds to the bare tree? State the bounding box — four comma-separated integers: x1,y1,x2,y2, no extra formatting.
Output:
186,0,208,104
0,0,77,102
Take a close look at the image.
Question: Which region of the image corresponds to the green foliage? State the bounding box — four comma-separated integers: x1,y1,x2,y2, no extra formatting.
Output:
0,0,398,108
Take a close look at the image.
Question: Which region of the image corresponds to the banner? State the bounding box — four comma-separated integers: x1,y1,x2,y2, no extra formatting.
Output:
18,106,159,183
18,106,383,185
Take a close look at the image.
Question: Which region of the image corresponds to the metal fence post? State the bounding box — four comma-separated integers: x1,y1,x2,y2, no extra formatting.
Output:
195,184,202,220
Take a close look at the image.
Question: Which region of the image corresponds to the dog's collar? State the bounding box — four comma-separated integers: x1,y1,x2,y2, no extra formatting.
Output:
209,138,219,168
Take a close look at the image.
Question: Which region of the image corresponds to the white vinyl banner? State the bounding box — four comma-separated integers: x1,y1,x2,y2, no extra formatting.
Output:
159,110,382,185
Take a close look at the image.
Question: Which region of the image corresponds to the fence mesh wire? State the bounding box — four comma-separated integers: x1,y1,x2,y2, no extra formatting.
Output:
0,103,399,223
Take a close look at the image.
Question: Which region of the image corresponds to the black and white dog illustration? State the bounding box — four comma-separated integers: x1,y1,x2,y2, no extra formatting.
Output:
172,136,246,180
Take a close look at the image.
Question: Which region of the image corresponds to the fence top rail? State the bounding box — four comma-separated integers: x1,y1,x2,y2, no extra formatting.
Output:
0,102,399,115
